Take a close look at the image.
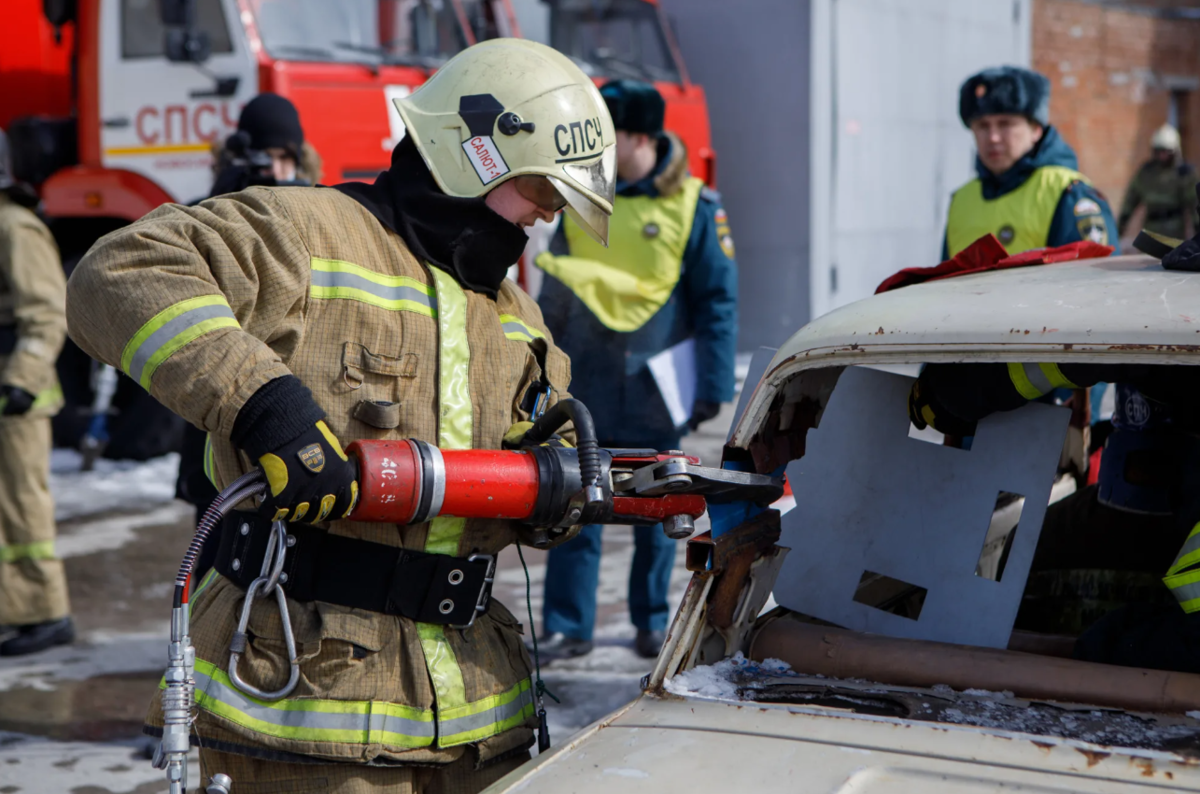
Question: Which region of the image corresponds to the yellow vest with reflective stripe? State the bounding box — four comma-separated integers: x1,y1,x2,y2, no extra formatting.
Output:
946,166,1086,257
539,176,705,332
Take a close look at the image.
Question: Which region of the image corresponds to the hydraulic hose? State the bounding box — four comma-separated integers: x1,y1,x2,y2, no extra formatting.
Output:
523,398,601,500
172,470,265,609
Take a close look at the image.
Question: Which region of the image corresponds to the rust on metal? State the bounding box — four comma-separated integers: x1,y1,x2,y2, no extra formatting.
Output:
1077,748,1111,768
705,511,782,629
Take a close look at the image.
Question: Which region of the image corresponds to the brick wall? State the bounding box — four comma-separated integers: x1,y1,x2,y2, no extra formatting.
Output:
1032,0,1200,213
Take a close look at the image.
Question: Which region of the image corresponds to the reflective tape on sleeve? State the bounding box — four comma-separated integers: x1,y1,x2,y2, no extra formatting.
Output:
310,258,436,316
0,540,56,563
1007,362,1078,400
1165,523,1200,613
498,314,545,343
121,295,239,389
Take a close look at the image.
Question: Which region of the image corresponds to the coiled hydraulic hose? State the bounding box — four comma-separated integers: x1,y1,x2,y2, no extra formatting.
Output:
522,398,602,502
171,470,265,610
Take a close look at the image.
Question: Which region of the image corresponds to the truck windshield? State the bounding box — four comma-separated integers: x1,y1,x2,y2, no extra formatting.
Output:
247,0,498,67
549,0,681,84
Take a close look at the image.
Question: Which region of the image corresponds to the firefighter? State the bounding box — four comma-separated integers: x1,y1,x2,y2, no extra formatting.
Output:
67,40,613,789
0,128,73,657
534,80,738,661
945,67,1116,259
1119,124,1197,243
909,361,1200,673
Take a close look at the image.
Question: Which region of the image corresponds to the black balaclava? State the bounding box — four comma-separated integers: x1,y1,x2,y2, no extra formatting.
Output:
331,136,529,298
238,93,304,159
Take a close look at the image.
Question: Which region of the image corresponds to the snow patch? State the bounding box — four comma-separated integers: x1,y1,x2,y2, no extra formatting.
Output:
51,451,180,521
603,767,651,779
57,502,193,558
664,652,796,700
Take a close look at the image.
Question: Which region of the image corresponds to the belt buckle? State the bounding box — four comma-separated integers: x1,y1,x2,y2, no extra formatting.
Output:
449,554,496,630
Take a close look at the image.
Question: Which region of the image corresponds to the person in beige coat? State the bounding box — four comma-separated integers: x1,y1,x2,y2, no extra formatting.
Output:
0,128,73,657
67,41,615,792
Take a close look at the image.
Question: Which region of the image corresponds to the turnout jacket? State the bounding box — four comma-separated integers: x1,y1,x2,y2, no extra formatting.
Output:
0,192,65,416
67,186,572,765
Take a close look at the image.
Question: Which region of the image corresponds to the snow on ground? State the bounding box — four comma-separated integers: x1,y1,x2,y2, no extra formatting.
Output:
51,450,180,522
0,731,189,794
0,627,169,693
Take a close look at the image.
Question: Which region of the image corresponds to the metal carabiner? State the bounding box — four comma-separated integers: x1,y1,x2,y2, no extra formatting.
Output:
228,521,299,701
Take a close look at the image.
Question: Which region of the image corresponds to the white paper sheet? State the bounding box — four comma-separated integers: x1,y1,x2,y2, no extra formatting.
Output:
647,337,697,428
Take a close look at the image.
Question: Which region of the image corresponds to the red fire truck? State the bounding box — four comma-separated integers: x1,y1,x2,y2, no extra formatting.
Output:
1,0,714,451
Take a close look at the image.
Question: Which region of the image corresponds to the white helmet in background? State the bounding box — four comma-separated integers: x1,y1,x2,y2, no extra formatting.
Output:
394,38,616,245
1151,124,1182,153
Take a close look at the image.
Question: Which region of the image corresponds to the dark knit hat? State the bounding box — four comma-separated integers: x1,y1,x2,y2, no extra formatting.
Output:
237,93,304,158
600,79,665,136
959,67,1050,127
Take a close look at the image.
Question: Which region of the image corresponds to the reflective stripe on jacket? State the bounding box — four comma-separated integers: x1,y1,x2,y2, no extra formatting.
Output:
68,186,570,765
1166,523,1200,613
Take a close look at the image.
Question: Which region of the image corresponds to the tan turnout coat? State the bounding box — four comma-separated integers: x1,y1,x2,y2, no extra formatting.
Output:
67,186,573,766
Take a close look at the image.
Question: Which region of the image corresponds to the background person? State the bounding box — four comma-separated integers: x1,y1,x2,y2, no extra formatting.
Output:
0,128,73,657
944,66,1116,259
1119,124,1196,245
534,79,738,661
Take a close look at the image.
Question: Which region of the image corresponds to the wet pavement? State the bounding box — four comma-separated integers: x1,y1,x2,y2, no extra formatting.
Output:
0,407,737,793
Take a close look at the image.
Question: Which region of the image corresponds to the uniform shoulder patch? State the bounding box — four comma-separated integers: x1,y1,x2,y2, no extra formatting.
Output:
1076,215,1109,246
1073,197,1101,216
713,207,735,258
699,185,722,204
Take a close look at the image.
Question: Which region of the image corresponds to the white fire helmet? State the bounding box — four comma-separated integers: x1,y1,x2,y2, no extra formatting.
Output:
394,39,616,246
1152,124,1182,153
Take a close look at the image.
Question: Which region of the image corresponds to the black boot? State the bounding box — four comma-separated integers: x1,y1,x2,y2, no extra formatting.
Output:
529,632,593,662
635,629,665,659
0,617,75,656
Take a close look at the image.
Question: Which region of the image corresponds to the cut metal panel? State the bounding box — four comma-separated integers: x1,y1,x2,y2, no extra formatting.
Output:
775,366,1068,648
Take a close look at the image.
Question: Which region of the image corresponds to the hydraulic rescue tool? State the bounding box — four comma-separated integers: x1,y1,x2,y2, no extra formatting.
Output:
156,400,782,793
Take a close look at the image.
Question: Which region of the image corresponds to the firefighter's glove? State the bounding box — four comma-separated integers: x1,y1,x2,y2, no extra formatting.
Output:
687,400,721,431
502,420,572,450
908,377,976,438
232,376,358,524
0,385,35,416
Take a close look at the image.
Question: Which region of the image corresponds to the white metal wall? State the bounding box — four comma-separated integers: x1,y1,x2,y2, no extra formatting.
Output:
810,0,1032,320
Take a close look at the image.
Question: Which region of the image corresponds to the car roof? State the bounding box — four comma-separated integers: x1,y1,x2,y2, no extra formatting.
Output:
730,255,1200,449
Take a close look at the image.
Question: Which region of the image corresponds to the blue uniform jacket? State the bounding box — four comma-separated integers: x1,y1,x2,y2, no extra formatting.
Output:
942,126,1118,260
539,135,738,447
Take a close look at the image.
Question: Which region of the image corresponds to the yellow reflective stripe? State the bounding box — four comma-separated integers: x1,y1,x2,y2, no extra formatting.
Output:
309,258,436,316
0,540,56,563
439,678,535,745
1167,523,1200,577
1164,568,1200,614
191,658,436,747
121,295,238,388
203,433,217,488
431,267,473,450
417,266,475,744
31,382,63,409
1007,362,1075,400
498,314,545,343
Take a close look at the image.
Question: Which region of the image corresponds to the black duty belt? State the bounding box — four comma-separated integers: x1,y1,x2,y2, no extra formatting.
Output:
213,513,496,628
1146,207,1184,222
0,325,15,355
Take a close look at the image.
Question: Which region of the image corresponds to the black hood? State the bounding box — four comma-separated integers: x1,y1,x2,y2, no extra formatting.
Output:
331,137,528,298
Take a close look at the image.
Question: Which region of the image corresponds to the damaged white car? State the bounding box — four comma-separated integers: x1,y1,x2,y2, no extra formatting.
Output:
485,253,1200,792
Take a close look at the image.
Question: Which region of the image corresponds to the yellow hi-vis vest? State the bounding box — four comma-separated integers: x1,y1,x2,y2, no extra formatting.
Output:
537,176,705,332
946,165,1087,257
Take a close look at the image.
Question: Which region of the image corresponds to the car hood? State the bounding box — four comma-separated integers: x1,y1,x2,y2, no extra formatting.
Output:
484,695,1199,793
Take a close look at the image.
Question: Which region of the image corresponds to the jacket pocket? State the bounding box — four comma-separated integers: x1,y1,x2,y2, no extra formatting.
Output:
343,342,418,428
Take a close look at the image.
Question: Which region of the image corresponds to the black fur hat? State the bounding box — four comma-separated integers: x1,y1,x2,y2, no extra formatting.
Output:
600,79,665,136
959,67,1050,127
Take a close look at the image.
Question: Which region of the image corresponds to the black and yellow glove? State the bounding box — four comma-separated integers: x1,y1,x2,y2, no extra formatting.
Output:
232,376,358,524
0,385,34,416
503,420,572,450
908,376,976,438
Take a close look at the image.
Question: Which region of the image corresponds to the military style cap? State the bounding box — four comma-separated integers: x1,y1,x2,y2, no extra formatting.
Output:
959,67,1051,127
394,39,616,246
600,79,666,136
